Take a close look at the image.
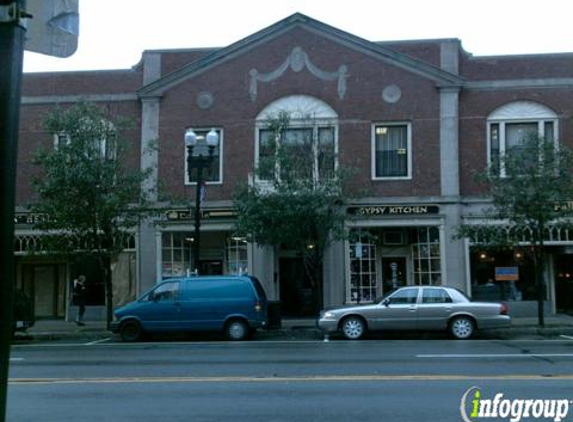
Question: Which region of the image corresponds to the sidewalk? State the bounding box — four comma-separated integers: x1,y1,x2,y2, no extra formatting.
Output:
12,314,573,343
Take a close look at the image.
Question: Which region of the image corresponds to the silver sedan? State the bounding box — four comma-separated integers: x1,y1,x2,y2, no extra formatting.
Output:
317,286,511,340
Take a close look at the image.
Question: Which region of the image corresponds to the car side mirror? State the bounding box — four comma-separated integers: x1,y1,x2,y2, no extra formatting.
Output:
382,299,390,307
148,292,157,302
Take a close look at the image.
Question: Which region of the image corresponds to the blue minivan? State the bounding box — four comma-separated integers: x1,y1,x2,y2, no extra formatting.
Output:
111,275,268,341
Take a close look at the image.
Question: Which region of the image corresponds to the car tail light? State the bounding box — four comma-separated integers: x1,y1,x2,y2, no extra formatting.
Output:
500,303,509,315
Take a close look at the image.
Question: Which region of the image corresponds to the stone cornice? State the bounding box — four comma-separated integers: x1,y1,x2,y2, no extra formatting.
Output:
21,93,138,105
465,78,573,91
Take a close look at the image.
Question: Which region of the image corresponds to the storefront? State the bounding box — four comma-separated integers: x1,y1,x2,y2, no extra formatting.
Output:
14,212,137,320
159,208,249,279
464,221,573,315
344,204,445,304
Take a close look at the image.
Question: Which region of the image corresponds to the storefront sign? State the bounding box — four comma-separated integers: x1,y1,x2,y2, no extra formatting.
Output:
14,212,47,227
348,205,439,216
554,201,573,212
165,209,236,221
495,267,519,281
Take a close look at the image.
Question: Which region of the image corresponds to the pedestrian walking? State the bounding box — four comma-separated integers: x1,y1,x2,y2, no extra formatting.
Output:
73,275,87,326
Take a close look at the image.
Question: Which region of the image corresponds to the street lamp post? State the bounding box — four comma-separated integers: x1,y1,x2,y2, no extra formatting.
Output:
184,128,219,275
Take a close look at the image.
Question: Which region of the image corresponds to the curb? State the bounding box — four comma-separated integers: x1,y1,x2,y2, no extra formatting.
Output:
13,327,573,343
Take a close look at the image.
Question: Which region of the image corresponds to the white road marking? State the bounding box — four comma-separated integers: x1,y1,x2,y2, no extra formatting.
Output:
9,374,573,385
84,338,112,346
560,335,573,340
418,353,573,358
9,358,24,362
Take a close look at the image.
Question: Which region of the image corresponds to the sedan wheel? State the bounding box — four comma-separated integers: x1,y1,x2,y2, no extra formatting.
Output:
449,316,475,339
341,316,366,340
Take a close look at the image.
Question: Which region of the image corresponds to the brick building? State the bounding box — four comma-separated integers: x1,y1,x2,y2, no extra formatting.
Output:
15,13,573,320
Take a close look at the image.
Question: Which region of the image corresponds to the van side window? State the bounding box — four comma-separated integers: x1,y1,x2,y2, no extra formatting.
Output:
152,281,180,302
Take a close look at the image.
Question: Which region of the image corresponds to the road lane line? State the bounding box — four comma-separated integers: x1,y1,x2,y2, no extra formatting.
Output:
9,374,573,385
9,358,24,362
560,335,573,340
417,353,573,358
84,338,112,346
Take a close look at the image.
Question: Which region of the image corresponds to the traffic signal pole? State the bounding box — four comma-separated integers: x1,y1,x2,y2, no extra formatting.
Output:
0,1,26,421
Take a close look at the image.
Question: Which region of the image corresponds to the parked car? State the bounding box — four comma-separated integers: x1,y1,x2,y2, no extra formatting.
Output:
13,289,35,335
317,286,510,340
110,275,268,342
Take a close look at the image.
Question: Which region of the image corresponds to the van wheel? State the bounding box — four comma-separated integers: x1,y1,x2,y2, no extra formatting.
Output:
120,320,143,342
225,319,249,341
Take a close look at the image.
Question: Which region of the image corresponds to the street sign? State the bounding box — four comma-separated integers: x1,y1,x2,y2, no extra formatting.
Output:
24,0,79,58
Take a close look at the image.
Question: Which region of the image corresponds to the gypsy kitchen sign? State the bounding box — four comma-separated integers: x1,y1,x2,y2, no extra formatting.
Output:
348,205,439,216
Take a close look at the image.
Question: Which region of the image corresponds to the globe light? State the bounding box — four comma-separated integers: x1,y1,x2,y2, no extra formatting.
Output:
184,129,197,147
206,128,219,147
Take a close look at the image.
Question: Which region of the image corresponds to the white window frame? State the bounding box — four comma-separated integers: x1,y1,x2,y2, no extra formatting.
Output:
255,119,338,183
226,236,248,275
53,119,116,160
347,230,378,303
183,127,224,186
371,122,412,181
254,95,339,185
487,101,559,177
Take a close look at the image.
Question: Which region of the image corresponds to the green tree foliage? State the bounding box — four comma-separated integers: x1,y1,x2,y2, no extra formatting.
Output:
29,102,152,327
233,112,356,308
457,136,573,324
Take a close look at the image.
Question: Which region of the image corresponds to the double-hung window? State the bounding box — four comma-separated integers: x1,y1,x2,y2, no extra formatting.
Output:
184,128,223,184
53,119,117,160
372,123,411,179
488,101,558,176
258,124,336,182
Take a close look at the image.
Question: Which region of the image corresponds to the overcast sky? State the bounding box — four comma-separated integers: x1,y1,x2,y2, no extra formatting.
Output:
23,0,573,73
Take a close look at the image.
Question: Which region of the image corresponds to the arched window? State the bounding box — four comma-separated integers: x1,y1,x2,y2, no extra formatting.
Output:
255,95,338,182
487,101,558,176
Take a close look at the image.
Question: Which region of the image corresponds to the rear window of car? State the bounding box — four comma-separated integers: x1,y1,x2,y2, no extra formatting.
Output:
421,288,453,304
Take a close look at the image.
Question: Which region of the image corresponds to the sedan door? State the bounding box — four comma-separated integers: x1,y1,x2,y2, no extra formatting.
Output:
416,287,454,330
368,287,420,331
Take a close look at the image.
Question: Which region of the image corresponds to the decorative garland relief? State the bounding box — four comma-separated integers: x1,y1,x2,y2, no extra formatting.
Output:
248,47,348,102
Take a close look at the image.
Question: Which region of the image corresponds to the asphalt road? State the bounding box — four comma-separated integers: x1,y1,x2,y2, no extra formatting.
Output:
6,338,573,422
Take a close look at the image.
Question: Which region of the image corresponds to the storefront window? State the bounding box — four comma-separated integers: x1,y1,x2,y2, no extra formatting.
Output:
349,231,377,303
470,248,537,301
161,232,192,278
227,237,248,275
412,227,441,285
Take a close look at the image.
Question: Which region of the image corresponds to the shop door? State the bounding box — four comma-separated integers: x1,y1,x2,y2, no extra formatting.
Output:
381,257,407,294
33,265,61,318
279,257,317,317
200,260,223,275
555,254,573,314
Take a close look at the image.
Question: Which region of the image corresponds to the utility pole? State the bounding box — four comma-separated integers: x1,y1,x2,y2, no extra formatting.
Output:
0,1,26,421
0,1,78,419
